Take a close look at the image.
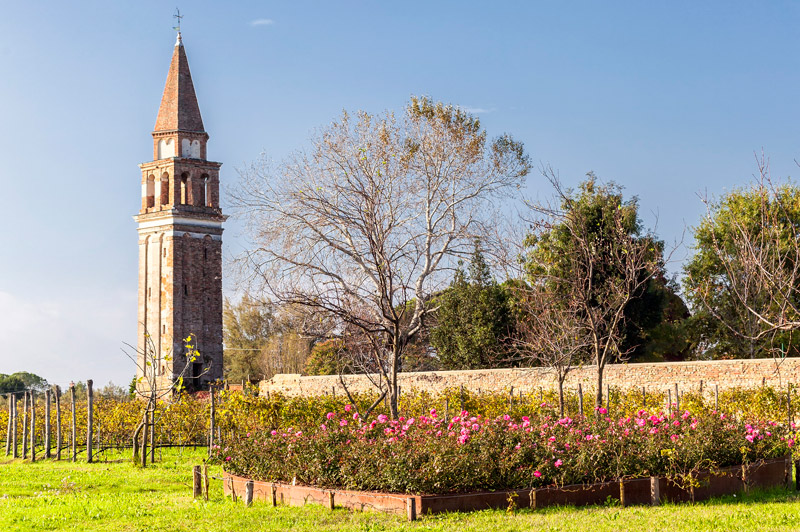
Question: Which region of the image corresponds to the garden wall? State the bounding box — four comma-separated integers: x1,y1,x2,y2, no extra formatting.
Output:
259,358,800,397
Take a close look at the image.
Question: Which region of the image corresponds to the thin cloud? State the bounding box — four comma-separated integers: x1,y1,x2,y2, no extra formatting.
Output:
250,18,275,27
462,107,495,114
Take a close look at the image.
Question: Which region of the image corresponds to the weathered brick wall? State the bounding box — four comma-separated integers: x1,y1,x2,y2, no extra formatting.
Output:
260,358,800,397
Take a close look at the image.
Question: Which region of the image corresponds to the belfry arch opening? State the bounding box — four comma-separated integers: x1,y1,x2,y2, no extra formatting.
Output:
160,173,170,206
145,175,155,208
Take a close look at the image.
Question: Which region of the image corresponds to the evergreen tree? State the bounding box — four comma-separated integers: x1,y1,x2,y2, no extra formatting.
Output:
430,242,514,369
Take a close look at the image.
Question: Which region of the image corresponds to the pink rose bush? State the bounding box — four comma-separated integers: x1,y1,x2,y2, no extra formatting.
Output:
213,408,790,495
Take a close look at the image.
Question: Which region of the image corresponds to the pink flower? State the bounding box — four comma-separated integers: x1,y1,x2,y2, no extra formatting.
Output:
670,434,679,442
554,459,563,468
745,434,755,443
377,414,388,423
534,471,542,478
597,407,608,415
352,413,359,420
326,412,335,420
345,404,352,412
339,419,348,427
270,430,277,436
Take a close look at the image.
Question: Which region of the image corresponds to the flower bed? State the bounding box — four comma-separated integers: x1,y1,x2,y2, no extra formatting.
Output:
222,457,790,516
214,407,792,495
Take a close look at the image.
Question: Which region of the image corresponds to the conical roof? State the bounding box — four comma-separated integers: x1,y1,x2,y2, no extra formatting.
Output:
154,33,205,133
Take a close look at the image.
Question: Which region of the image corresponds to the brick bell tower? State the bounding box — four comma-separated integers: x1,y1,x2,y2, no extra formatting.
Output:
134,32,225,393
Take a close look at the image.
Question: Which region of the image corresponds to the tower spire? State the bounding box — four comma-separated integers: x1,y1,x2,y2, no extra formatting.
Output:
154,29,204,133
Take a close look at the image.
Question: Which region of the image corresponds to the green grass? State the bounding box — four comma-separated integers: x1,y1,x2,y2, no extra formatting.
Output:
2,449,800,531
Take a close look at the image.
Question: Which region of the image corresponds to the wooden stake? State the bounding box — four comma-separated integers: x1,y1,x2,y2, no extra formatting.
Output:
406,497,417,521
86,379,93,463
203,463,209,501
642,386,646,409
22,392,28,460
674,383,680,412
667,389,672,412
70,385,76,462
4,394,11,456
245,480,254,507
327,491,334,510
715,384,719,411
444,398,449,424
577,383,583,416
44,388,51,459
271,485,277,506
529,488,537,510
193,465,202,498
209,387,216,455
12,394,18,458
650,477,660,506
605,384,610,412
619,480,626,508
30,391,36,462
788,383,793,428
55,386,62,460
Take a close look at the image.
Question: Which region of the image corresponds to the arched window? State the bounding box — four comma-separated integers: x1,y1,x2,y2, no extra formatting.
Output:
198,175,207,207
205,175,213,207
145,175,155,208
160,173,170,207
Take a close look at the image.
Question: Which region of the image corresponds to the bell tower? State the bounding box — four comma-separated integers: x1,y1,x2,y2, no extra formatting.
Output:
134,32,225,392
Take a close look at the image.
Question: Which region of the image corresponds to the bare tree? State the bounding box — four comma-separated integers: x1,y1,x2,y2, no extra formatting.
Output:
690,157,800,359
523,170,665,409
234,97,529,418
510,282,590,417
124,333,203,466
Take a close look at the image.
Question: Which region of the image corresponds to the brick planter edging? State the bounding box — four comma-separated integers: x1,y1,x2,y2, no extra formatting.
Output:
222,456,790,516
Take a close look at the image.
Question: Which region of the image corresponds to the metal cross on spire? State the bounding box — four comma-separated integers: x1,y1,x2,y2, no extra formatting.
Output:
173,7,183,33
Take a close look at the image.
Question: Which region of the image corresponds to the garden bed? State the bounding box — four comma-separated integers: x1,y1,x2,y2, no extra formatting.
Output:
222,456,791,517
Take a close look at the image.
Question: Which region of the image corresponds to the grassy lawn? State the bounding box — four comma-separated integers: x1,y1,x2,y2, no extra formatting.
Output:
2,449,800,531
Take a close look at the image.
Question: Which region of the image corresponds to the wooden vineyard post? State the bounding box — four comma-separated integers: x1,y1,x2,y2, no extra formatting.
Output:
460,385,465,412
55,386,62,460
86,379,93,463
619,480,626,508
4,394,10,456
667,388,672,412
209,387,216,456
12,394,18,458
674,383,680,413
22,391,28,459
642,386,646,409
444,398,449,424
788,383,793,428
44,388,51,459
192,465,202,498
203,463,209,501
605,384,610,413
30,390,36,462
326,490,334,510
715,384,719,411
577,383,583,416
70,384,76,462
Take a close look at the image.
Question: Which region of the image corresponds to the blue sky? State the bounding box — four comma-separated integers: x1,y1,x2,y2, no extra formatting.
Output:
1,1,799,387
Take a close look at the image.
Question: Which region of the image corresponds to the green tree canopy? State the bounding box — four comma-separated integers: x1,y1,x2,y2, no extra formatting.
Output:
223,295,276,382
684,181,800,359
524,175,674,363
430,242,514,369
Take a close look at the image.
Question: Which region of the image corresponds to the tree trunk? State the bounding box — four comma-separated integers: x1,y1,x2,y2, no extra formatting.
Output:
132,419,145,465
86,380,93,463
595,363,604,411
149,406,155,464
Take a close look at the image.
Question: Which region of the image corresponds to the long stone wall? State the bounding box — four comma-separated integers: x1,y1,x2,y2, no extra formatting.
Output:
260,358,800,397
